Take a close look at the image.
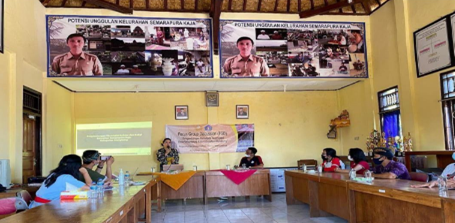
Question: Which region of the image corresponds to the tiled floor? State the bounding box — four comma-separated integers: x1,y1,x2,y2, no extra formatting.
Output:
151,194,348,223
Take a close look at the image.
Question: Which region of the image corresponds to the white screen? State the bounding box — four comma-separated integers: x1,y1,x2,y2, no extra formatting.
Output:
76,122,152,156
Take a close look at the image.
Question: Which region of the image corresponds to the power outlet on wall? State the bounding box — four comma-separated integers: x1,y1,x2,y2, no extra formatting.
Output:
58,144,63,148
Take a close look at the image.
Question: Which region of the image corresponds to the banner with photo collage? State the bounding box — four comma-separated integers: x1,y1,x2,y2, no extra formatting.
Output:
46,15,212,77
220,20,368,78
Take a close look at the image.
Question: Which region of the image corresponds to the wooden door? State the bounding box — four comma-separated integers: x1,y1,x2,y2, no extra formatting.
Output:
23,114,36,184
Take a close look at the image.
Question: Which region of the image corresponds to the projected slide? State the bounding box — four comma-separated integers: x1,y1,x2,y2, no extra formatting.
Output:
76,122,152,156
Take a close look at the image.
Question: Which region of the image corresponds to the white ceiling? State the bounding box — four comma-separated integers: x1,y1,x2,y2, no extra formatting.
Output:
53,78,363,92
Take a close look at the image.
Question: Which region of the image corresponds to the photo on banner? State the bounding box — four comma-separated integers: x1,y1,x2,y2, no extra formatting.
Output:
46,15,213,77
414,16,454,78
219,20,368,78
165,124,254,153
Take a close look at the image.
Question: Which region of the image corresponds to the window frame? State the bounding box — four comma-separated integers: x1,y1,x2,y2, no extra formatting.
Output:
440,69,455,150
377,86,401,137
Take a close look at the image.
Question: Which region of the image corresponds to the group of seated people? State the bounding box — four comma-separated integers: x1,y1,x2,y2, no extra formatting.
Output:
30,150,114,208
321,146,455,190
321,147,410,180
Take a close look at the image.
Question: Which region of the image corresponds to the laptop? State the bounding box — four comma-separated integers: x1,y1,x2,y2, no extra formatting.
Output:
162,164,184,171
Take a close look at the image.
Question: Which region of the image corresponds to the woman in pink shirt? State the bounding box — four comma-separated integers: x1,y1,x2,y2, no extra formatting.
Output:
336,148,370,175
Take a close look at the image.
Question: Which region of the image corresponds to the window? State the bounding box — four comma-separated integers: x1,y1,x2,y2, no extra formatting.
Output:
441,71,455,150
378,86,402,140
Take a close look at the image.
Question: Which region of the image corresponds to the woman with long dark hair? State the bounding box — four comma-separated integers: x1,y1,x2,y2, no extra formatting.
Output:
321,148,342,172
30,154,91,208
335,148,370,174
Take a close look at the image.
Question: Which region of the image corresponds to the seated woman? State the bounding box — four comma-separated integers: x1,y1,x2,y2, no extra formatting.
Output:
335,148,370,174
372,147,411,180
321,148,343,172
239,147,264,169
30,154,91,208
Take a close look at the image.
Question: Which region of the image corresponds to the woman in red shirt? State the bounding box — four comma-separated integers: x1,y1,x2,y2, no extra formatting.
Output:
335,148,370,174
321,148,342,172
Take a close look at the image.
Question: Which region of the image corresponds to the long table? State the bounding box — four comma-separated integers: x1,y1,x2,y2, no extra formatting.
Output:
285,170,455,223
0,179,156,223
139,169,272,209
205,169,272,202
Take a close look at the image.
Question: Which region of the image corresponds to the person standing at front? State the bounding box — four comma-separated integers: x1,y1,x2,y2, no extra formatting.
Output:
156,138,180,171
223,37,269,77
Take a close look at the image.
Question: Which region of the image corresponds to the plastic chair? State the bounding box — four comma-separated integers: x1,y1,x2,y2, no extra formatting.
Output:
410,172,429,182
16,190,32,206
0,197,28,215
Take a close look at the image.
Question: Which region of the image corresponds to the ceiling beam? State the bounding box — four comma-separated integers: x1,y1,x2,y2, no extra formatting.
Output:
164,0,168,10
83,0,133,13
362,1,371,13
195,0,199,10
274,0,279,12
286,0,290,12
181,0,184,10
243,0,247,11
351,4,356,13
210,0,223,54
228,0,232,10
257,0,262,11
62,0,68,6
146,0,149,9
310,0,314,9
299,0,365,18
42,0,51,6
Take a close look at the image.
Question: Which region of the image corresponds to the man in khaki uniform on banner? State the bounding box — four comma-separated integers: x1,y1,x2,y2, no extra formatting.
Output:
223,37,269,77
51,33,103,76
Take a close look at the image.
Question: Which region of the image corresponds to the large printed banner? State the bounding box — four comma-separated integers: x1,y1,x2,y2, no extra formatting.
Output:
220,20,368,78
166,124,254,153
46,15,213,77
414,17,453,77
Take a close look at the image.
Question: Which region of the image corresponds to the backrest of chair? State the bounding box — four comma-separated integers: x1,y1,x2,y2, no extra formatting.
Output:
297,159,318,169
0,198,17,215
410,172,429,182
16,190,32,206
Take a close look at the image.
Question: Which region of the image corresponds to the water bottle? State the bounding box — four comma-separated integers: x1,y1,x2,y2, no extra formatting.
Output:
97,179,104,198
118,169,125,186
90,183,97,199
302,164,307,172
125,171,130,186
438,175,448,196
364,170,372,183
349,169,356,180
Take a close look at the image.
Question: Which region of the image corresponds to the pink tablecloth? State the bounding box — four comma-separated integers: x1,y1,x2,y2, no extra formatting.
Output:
219,169,257,185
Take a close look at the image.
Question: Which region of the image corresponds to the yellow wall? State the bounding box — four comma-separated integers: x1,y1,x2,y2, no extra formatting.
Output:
8,0,455,182
0,0,48,182
340,0,455,153
74,91,340,173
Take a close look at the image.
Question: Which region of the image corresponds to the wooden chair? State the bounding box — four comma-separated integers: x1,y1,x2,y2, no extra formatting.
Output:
409,172,429,182
297,159,318,170
16,190,32,206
